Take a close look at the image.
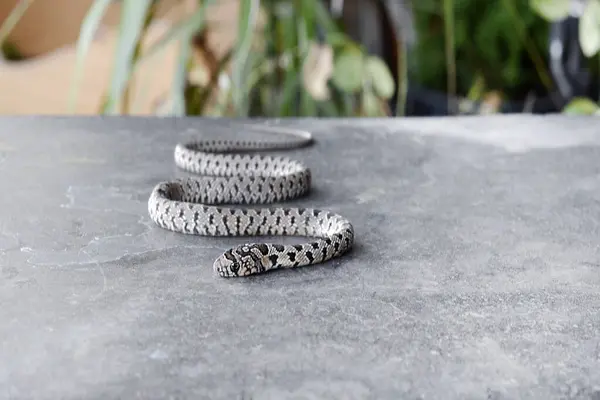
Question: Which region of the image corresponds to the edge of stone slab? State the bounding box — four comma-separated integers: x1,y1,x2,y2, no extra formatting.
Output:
1,114,598,153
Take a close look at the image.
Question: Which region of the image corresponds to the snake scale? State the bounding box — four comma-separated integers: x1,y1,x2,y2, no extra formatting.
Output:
147,127,354,278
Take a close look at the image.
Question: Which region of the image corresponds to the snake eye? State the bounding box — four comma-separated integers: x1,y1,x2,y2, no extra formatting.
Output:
229,262,240,274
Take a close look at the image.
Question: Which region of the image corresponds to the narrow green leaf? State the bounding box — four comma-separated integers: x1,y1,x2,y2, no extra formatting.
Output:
232,0,260,116
195,49,233,115
325,31,353,49
579,0,600,57
311,0,338,34
277,71,300,116
133,1,213,115
297,0,319,116
102,0,154,114
168,36,192,116
0,0,35,47
529,0,571,21
68,0,113,112
299,88,317,116
134,1,213,71
443,0,456,112
279,1,297,116
298,0,316,41
317,97,340,116
395,42,407,116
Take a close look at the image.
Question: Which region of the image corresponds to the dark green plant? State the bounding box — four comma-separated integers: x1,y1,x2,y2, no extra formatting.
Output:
410,0,552,102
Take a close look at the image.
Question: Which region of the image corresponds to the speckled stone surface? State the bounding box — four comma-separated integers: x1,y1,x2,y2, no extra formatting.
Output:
1,115,599,399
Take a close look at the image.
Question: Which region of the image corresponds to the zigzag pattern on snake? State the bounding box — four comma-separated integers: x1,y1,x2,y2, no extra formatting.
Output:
147,127,354,278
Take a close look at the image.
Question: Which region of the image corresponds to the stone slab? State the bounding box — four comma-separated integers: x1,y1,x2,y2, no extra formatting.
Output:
1,115,599,399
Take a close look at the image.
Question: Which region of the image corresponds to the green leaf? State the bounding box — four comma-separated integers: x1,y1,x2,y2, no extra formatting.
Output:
311,0,338,34
69,0,114,112
365,56,395,99
297,0,315,44
277,70,300,116
529,0,570,21
134,1,213,70
362,89,382,116
332,48,364,93
325,31,353,48
102,0,154,114
168,36,192,116
562,97,600,115
0,0,34,46
300,88,318,116
134,1,213,115
580,0,600,57
232,0,261,117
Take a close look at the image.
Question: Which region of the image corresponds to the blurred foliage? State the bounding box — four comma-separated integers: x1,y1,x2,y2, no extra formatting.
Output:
1,41,24,60
68,0,397,117
562,96,600,115
0,0,32,61
4,0,600,115
530,0,600,114
410,0,552,101
532,0,600,58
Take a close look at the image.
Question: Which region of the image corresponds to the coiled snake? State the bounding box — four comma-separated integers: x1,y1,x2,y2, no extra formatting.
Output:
147,126,354,278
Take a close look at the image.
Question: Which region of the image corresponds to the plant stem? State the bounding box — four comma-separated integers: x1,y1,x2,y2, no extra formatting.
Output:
232,0,260,116
501,0,553,91
395,41,407,116
443,0,456,114
0,0,34,49
122,1,157,114
196,50,233,113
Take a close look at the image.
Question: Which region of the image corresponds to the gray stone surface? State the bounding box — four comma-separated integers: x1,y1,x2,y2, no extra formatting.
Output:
1,115,600,399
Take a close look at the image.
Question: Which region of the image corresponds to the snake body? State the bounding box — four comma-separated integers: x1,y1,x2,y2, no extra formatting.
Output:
147,128,354,278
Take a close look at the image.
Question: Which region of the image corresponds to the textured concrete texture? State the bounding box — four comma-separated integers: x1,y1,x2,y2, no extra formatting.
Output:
1,115,600,399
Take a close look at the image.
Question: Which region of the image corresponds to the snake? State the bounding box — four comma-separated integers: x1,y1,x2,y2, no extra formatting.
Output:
147,126,354,278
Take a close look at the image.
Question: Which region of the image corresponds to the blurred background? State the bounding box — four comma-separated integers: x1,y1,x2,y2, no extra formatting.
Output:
1,0,599,117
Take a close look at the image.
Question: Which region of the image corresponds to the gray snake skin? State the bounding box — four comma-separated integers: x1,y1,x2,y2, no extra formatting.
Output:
147,127,354,277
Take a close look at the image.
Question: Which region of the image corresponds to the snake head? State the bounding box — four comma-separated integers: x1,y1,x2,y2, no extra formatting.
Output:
213,245,266,277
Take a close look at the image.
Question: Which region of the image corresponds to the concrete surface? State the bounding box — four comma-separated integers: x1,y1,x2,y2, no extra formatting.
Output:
1,115,600,399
